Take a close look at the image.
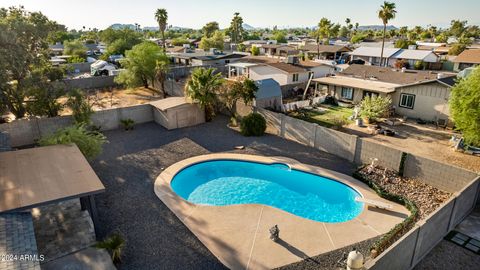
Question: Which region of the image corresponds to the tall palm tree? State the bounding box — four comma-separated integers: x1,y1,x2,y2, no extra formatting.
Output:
378,1,397,66
155,8,168,49
184,68,224,121
317,18,332,59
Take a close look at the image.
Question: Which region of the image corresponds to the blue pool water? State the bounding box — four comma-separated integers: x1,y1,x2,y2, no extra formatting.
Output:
171,160,364,223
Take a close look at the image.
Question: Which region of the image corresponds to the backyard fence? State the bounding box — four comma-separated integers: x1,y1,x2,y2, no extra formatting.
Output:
254,107,480,270
62,76,117,90
0,104,154,147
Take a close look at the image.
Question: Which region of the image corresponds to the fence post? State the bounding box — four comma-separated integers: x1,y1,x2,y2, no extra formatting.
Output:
280,114,286,138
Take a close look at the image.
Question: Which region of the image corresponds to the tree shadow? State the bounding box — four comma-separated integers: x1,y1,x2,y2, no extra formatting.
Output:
275,238,321,264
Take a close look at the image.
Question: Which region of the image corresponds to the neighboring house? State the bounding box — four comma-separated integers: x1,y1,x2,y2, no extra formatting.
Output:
227,56,335,88
299,44,351,62
313,64,456,121
452,49,480,71
49,42,64,55
350,47,440,68
169,50,247,66
416,42,450,55
253,79,283,109
260,44,298,57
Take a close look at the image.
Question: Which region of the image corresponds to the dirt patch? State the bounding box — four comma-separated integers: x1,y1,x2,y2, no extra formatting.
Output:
345,120,480,173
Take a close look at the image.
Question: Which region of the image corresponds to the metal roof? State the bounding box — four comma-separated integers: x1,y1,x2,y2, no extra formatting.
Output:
351,47,401,58
391,49,439,61
255,79,282,99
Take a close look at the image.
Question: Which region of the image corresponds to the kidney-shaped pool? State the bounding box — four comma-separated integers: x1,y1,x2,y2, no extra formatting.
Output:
171,160,364,223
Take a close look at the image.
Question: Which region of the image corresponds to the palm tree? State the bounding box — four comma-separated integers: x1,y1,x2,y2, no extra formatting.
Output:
184,68,224,121
317,18,333,59
378,1,397,66
155,8,168,49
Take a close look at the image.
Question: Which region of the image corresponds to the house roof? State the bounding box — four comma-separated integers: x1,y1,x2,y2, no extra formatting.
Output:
300,44,351,53
268,62,307,73
0,145,105,213
340,64,448,85
261,44,292,49
150,97,190,110
255,79,282,99
194,53,246,61
351,47,401,58
241,56,279,64
313,76,398,93
391,49,439,61
453,49,480,64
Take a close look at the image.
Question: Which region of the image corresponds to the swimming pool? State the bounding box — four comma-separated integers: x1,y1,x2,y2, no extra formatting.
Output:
171,160,364,223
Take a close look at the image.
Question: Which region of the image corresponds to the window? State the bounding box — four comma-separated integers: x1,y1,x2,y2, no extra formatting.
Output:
341,87,354,100
293,73,299,82
399,93,415,109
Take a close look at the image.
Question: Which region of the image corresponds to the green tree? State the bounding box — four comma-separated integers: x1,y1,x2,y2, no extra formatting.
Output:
272,31,287,43
155,8,168,49
66,89,94,125
316,18,339,58
378,1,397,66
449,20,467,38
220,79,258,125
115,42,169,92
251,45,260,56
171,38,190,46
199,31,224,51
26,66,65,117
184,68,224,121
39,124,107,160
0,6,60,119
450,67,480,146
202,21,219,38
395,39,415,49
99,28,142,57
228,12,245,44
64,40,87,59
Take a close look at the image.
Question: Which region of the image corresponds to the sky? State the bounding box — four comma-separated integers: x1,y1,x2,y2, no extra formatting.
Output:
2,0,479,30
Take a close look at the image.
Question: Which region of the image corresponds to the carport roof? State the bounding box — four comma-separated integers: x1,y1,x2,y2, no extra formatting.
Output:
0,144,105,213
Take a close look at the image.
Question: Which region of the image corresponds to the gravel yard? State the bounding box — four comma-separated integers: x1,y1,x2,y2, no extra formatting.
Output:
91,116,356,270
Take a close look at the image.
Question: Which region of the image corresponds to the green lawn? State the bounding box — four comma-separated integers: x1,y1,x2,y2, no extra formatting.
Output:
288,106,354,128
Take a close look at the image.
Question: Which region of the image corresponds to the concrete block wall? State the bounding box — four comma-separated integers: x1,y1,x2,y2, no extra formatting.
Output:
365,226,420,270
63,76,117,90
449,177,480,228
283,116,316,146
354,139,404,171
404,154,479,193
0,104,154,147
314,125,357,162
257,108,282,136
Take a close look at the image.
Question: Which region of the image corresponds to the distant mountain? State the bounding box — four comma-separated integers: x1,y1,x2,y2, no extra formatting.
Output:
357,25,398,31
142,26,159,31
109,23,136,30
243,23,256,30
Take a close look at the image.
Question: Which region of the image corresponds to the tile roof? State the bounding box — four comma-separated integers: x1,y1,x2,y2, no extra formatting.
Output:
340,64,454,85
453,49,480,64
0,213,41,270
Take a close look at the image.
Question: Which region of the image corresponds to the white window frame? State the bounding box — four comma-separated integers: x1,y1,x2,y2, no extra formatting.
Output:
341,87,354,100
399,93,415,109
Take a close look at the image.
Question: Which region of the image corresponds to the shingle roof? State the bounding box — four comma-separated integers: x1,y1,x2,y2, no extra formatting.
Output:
268,62,307,73
300,44,351,53
340,64,454,85
453,49,480,64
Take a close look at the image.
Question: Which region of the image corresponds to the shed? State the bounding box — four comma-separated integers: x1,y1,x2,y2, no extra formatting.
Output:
151,97,205,130
254,79,283,109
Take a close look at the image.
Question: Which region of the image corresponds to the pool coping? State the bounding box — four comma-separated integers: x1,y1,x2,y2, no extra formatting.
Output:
154,154,410,270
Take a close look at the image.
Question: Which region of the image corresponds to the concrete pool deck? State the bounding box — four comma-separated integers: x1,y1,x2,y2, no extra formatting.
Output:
154,153,410,270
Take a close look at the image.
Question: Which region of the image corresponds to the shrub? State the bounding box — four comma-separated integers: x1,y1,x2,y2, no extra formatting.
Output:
331,116,348,130
360,96,392,122
95,233,125,263
38,125,107,160
120,118,135,131
66,89,94,125
240,113,266,136
413,60,425,70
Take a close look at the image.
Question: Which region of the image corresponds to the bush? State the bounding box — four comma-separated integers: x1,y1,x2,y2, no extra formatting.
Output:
360,96,392,122
240,113,266,136
120,118,135,131
38,125,107,160
413,60,425,70
95,233,125,263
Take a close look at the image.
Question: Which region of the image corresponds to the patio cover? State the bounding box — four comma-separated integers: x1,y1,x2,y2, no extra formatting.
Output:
0,144,105,213
313,76,399,93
